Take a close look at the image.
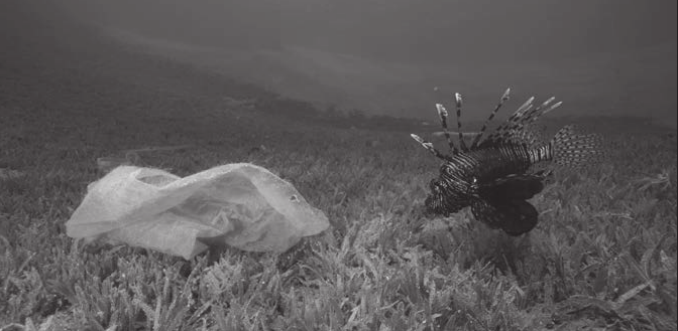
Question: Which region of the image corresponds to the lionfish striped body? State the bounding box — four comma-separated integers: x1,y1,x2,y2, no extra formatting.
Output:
412,88,602,235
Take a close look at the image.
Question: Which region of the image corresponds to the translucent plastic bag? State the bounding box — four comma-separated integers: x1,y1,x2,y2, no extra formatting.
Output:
65,164,329,259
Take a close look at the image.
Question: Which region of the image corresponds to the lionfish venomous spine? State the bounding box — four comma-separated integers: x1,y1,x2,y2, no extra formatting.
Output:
412,88,603,235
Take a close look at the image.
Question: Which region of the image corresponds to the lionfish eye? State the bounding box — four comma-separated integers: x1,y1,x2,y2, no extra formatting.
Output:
429,179,439,191
439,165,447,174
441,165,456,176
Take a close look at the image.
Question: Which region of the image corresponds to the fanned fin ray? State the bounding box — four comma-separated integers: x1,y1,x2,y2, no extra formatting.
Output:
478,96,563,148
435,103,458,155
454,93,469,152
471,88,511,149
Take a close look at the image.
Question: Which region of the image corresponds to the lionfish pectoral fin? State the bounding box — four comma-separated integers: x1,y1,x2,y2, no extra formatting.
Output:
479,174,547,201
497,200,539,236
471,199,504,230
471,199,539,236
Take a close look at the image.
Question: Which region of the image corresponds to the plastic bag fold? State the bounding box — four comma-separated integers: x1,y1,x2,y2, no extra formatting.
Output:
65,164,329,259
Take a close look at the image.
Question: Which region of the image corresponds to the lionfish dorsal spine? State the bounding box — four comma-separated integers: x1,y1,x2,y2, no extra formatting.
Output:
482,93,565,147
516,99,563,146
470,87,511,149
454,93,469,152
527,144,554,164
518,97,557,128
515,96,536,117
435,103,458,155
479,96,533,146
410,133,453,161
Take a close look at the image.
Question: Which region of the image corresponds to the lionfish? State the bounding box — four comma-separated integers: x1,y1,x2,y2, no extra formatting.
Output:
411,88,602,235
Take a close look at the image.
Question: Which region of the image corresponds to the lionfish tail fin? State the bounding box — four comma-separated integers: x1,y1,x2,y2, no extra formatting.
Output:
551,125,605,168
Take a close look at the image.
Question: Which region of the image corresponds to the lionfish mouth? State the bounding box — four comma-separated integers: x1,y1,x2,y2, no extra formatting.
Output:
424,190,460,217
423,194,440,215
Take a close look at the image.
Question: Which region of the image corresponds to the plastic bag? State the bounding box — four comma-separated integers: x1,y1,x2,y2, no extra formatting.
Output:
65,164,329,259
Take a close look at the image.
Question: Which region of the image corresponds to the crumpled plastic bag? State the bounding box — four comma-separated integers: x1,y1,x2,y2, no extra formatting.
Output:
65,164,329,259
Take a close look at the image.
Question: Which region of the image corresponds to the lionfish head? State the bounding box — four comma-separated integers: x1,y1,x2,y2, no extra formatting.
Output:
424,178,467,216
